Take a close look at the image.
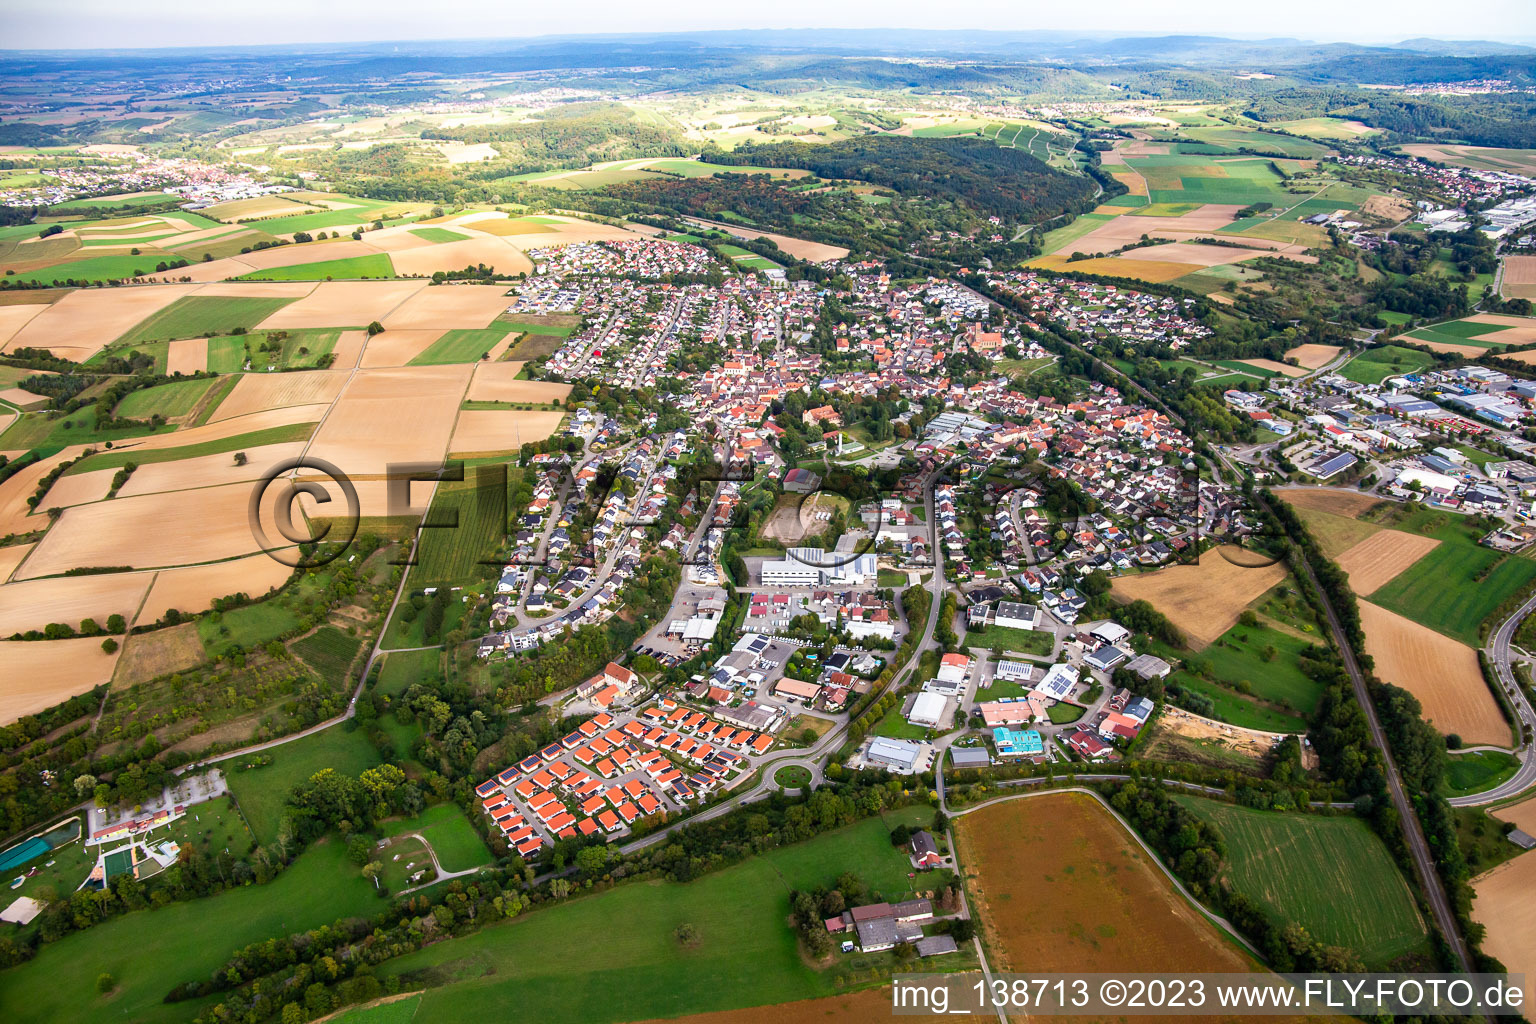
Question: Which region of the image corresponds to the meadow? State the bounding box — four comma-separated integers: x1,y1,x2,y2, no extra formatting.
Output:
376,647,443,698
1174,797,1426,966
379,807,935,1024
1185,620,1326,715
1445,750,1520,797
224,724,383,843
962,624,1053,655
113,377,218,420
381,803,494,873
410,327,515,365
0,839,382,1024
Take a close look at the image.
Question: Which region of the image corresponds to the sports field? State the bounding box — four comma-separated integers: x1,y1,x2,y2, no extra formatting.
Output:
377,807,936,1024
1173,797,1425,965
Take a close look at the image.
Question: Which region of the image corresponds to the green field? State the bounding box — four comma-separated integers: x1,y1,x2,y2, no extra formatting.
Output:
291,625,365,681
110,295,297,347
502,320,576,337
872,706,935,739
239,253,394,281
409,227,470,243
1444,749,1520,797
1337,345,1436,385
377,806,939,1024
1186,620,1326,715
410,326,514,366
198,600,303,654
411,465,518,586
963,624,1054,656
207,328,340,372
1171,674,1308,733
49,193,177,211
1368,506,1536,646
4,252,173,284
382,803,494,874
224,724,382,844
113,377,217,420
377,647,443,698
63,421,316,475
1040,213,1114,255
1405,317,1528,350
0,839,381,1024
325,995,424,1024
1175,798,1425,965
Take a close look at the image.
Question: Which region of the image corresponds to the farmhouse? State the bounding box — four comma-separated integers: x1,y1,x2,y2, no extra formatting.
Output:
910,831,943,868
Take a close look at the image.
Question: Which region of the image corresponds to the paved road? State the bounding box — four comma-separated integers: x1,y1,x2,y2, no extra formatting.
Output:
1452,590,1536,805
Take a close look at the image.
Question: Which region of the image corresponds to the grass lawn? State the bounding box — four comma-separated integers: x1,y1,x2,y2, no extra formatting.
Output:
876,569,909,588
0,839,382,1024
1444,749,1520,797
410,326,514,366
239,253,395,281
1174,797,1426,966
1368,505,1536,645
377,647,443,698
113,377,217,420
973,678,1030,702
110,295,296,347
378,807,940,1023
382,803,494,873
774,765,812,788
224,724,382,844
1046,702,1084,725
872,706,934,740
1338,345,1435,386
964,624,1053,656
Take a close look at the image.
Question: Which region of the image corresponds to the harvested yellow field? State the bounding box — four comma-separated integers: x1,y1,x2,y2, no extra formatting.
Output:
359,226,437,253
165,336,208,375
1275,486,1382,519
380,283,512,330
210,369,350,422
2,285,198,360
239,238,385,272
256,280,427,330
1335,529,1440,595
679,217,849,262
0,572,153,635
1111,547,1286,648
1031,254,1196,284
470,216,559,237
0,542,34,583
0,447,83,535
1472,855,1536,985
1416,340,1488,356
467,361,572,404
1284,343,1342,369
1238,358,1307,377
113,621,206,688
0,386,49,411
138,257,259,283
0,637,122,724
1493,795,1536,834
138,552,294,623
1492,348,1536,366
389,236,533,278
308,364,471,479
113,404,323,456
1135,241,1308,267
18,482,272,578
192,281,317,299
359,330,447,368
1357,600,1511,746
0,304,49,348
330,329,366,368
38,466,115,509
449,409,565,455
1503,256,1536,301
115,440,307,498
202,194,323,221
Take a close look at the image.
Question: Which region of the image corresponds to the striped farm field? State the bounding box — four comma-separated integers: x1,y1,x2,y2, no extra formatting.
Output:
239,253,395,281
1173,797,1425,966
1334,528,1440,595
110,295,298,347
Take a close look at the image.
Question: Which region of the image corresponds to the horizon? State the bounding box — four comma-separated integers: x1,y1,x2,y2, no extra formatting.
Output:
3,3,1536,53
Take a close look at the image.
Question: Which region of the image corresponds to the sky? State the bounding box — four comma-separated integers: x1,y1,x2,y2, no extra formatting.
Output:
4,0,1536,51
